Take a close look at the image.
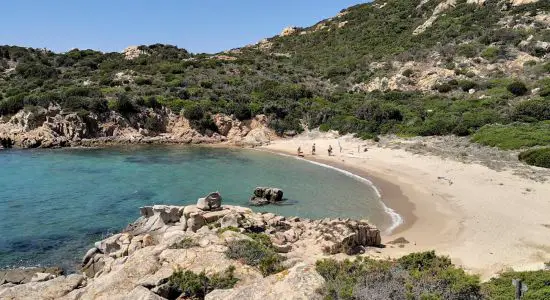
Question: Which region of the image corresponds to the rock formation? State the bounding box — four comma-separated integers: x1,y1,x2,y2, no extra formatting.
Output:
196,192,222,211
0,203,381,299
0,106,275,149
249,187,284,206
280,26,297,37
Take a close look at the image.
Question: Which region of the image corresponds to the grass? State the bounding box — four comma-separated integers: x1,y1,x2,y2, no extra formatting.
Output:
471,121,550,150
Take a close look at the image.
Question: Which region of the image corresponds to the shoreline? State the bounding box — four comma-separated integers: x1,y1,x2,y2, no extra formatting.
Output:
258,148,414,235
3,137,550,278
261,134,550,279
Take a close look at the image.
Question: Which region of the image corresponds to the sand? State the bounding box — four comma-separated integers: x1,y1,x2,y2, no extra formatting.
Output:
261,133,550,279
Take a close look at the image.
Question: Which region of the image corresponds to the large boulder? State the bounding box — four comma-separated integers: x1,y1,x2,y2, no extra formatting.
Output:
249,187,284,206
196,192,222,211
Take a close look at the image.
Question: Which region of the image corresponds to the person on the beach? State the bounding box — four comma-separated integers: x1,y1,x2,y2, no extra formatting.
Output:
328,145,333,156
312,143,316,155
297,146,304,157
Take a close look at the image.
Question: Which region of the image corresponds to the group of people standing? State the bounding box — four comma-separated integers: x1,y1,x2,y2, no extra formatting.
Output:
297,143,334,157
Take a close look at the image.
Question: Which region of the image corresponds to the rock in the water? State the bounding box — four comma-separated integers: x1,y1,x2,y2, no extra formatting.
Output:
197,192,223,211
249,187,284,206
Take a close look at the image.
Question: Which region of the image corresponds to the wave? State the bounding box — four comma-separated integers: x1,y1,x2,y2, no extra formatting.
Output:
262,150,404,234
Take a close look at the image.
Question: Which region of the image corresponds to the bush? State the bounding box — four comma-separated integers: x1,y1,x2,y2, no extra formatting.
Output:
482,269,550,299
225,236,284,276
472,122,550,150
507,81,528,96
513,98,550,122
144,116,165,132
458,80,478,92
316,252,482,300
481,46,499,61
402,69,414,77
169,266,238,300
109,94,136,114
434,83,453,93
518,148,550,168
457,44,479,58
135,77,152,85
183,104,204,121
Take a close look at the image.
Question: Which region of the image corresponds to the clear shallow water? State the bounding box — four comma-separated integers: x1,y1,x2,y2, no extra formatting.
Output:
0,146,388,271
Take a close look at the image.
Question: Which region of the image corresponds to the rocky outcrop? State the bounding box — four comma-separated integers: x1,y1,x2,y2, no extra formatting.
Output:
4,199,381,299
123,46,148,60
206,263,325,300
0,105,275,149
280,26,297,37
0,267,63,285
249,187,284,206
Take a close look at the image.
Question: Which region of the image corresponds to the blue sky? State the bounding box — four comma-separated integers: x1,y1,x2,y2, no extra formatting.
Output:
1,1,367,54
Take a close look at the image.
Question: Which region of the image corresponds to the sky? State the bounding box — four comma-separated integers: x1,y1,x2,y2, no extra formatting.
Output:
1,1,367,54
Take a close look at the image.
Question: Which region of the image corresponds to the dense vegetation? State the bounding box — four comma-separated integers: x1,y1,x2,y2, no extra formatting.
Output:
518,147,550,168
168,266,238,300
316,251,550,300
1,0,549,155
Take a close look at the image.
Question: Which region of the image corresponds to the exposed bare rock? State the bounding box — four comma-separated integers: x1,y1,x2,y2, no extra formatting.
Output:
414,0,457,35
6,201,381,299
122,46,148,60
280,26,297,37
206,263,325,300
0,105,275,149
511,0,539,6
0,267,63,285
0,274,85,300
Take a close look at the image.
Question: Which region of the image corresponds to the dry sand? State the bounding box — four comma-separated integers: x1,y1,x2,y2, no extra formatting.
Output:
261,132,550,279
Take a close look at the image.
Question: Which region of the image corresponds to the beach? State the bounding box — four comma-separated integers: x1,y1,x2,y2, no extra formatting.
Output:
262,133,550,279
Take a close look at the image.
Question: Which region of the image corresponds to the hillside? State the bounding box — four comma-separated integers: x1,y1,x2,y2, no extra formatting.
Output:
1,0,549,156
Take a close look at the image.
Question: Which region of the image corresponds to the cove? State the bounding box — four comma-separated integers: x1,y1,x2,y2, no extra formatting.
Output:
0,145,390,271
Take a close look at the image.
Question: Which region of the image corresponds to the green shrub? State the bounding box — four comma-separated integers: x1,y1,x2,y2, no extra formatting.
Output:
183,104,204,121
507,81,528,96
472,122,550,149
135,77,153,85
457,44,479,58
513,98,550,122
225,237,284,276
482,269,550,300
458,80,478,92
402,69,414,77
434,83,453,93
316,252,481,300
518,148,550,168
169,266,238,300
319,123,330,132
169,237,199,249
108,94,136,114
481,46,499,61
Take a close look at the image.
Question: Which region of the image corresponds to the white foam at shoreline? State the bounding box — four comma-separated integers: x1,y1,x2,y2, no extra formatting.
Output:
263,150,404,234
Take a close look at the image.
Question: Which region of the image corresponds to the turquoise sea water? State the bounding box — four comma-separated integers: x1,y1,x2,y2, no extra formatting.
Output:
0,146,388,271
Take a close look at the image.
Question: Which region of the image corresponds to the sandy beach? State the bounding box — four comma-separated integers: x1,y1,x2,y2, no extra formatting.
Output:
261,132,550,279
